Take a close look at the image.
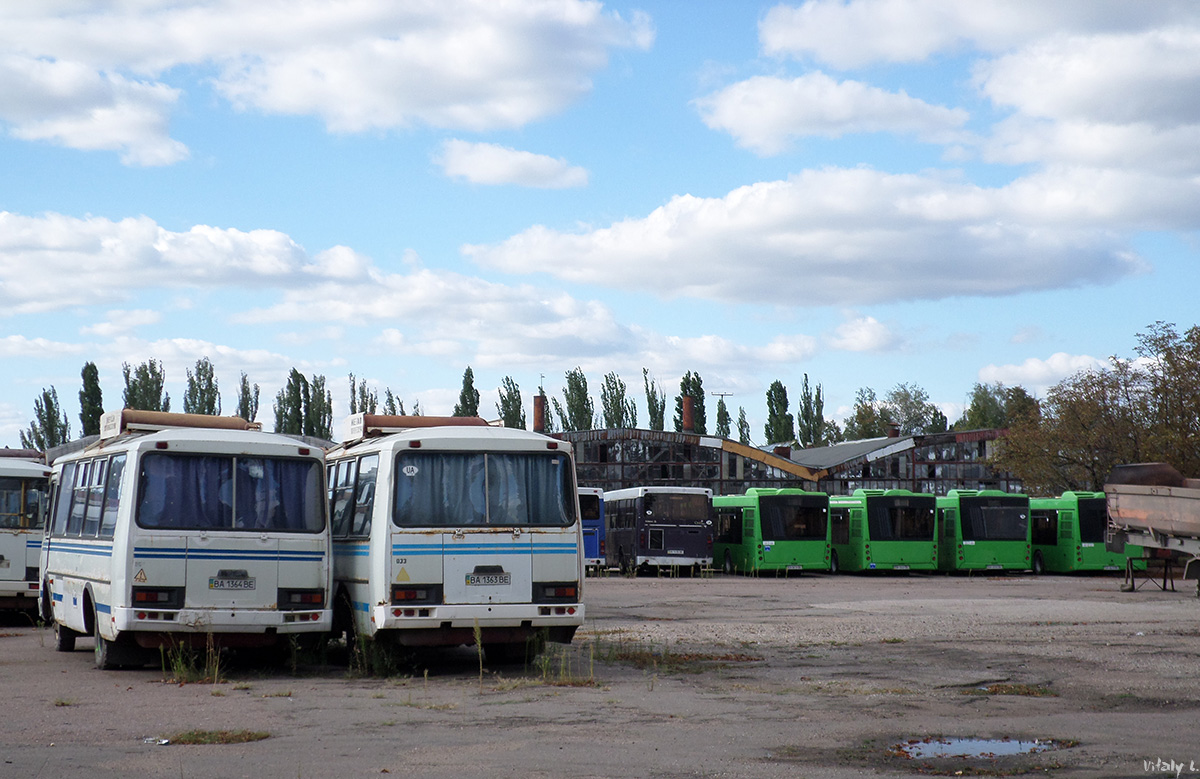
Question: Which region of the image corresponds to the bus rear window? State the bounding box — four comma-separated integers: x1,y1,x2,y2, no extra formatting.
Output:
392,452,574,528
1077,498,1107,544
136,454,324,532
867,498,935,541
960,497,1028,541
758,495,826,541
642,493,709,524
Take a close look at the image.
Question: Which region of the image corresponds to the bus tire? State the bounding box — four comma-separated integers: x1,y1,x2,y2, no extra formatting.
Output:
54,621,77,652
829,550,840,575
1032,551,1045,576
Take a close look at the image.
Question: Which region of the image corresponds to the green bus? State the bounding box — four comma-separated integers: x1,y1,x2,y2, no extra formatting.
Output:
828,489,938,573
713,488,829,575
936,490,1030,572
1030,492,1141,574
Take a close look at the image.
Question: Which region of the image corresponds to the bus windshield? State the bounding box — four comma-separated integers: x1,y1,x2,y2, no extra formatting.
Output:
392,452,574,528
759,495,826,540
960,497,1028,541
642,493,709,524
1,477,48,529
136,454,325,532
867,498,935,541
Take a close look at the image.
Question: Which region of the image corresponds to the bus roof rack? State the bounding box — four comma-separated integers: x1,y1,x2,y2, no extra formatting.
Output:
345,413,491,444
100,409,261,441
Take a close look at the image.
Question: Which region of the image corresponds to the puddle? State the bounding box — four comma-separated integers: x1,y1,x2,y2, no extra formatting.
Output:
895,737,1065,759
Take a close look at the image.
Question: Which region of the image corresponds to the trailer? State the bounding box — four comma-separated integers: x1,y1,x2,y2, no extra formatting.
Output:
1105,463,1200,595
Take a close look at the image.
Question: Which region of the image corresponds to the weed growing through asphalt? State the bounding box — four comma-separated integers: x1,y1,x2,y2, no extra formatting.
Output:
168,730,270,745
963,683,1058,697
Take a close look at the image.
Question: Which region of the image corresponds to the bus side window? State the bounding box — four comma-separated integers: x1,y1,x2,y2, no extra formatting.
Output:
50,462,77,536
99,455,126,539
81,457,107,537
66,460,91,535
331,460,357,538
351,455,378,537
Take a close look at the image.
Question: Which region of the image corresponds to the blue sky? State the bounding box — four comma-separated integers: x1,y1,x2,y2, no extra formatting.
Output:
3,0,1199,445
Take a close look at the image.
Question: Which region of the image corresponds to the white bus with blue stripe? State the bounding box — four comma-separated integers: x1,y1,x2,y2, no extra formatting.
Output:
0,452,51,612
326,414,584,664
41,409,330,669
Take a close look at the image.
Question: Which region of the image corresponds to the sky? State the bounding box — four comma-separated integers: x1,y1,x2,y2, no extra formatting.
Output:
2,0,1199,447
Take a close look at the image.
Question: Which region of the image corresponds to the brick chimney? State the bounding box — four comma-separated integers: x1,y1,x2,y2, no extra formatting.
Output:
533,393,546,433
682,395,694,433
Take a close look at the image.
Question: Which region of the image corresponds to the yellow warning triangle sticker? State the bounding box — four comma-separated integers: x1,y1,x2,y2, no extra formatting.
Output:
134,568,148,583
396,567,411,582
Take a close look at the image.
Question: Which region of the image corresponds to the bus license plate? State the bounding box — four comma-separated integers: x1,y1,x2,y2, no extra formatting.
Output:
210,577,256,590
668,549,684,555
985,564,1003,570
893,564,910,570
466,573,511,586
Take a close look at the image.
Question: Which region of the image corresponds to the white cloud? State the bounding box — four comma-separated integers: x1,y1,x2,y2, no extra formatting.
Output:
758,0,1194,68
694,72,968,155
0,1,653,163
462,167,1148,306
435,140,588,188
80,309,163,337
0,211,318,314
978,352,1108,392
827,315,897,352
0,55,188,166
0,335,86,358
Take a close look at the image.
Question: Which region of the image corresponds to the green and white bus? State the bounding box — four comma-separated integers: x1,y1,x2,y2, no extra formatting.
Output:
828,489,937,573
713,488,829,575
936,489,1030,572
1030,492,1139,574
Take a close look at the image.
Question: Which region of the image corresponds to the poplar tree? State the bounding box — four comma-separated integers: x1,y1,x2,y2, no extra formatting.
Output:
552,367,595,432
78,361,103,436
496,376,526,429
20,387,71,450
600,371,637,429
737,407,751,445
673,371,706,433
714,396,731,438
183,357,221,415
453,366,480,417
122,359,170,412
273,369,332,439
795,374,825,447
763,380,794,444
236,372,260,423
349,373,379,414
643,368,666,431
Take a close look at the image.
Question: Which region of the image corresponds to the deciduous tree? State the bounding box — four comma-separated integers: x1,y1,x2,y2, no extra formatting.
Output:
643,368,666,431
552,367,594,432
763,380,793,444
453,366,480,417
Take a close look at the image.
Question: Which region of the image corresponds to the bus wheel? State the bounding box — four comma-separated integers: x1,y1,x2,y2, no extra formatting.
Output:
53,621,77,652
723,551,734,576
829,550,840,575
1032,551,1045,576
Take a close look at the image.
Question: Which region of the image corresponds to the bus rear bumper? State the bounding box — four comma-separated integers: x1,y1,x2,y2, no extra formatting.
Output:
113,607,332,635
373,602,584,636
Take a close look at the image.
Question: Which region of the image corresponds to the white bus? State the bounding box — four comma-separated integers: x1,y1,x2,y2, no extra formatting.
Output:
326,414,584,664
0,452,51,612
41,410,330,669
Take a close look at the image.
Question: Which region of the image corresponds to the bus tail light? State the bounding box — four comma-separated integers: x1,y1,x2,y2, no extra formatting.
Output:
279,588,325,610
533,582,579,603
391,584,442,605
132,586,184,609
599,539,606,555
